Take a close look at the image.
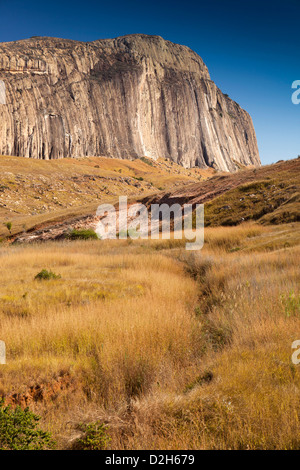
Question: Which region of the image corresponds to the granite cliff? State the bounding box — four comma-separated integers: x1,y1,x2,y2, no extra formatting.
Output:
0,34,260,171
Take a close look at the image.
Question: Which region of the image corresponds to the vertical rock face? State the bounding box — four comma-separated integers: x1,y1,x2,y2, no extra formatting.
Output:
0,34,260,171
0,80,5,105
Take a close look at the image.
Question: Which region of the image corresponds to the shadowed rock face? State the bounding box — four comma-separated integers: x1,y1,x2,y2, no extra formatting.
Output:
0,34,260,171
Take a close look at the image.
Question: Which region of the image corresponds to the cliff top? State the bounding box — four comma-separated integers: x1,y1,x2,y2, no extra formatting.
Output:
0,34,210,79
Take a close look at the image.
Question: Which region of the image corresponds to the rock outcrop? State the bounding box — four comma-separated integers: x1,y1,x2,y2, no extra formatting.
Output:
0,34,260,171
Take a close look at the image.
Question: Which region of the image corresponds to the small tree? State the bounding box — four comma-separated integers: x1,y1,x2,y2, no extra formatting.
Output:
72,422,111,450
34,269,61,280
67,229,98,240
0,399,56,450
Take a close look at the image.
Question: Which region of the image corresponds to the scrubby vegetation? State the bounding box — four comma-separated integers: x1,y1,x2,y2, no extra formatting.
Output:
72,422,111,450
205,178,300,226
34,269,61,281
4,222,12,234
140,156,154,166
0,222,299,449
0,399,55,450
67,229,98,240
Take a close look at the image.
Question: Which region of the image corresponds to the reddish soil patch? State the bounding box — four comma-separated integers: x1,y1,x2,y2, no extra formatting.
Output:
3,373,76,408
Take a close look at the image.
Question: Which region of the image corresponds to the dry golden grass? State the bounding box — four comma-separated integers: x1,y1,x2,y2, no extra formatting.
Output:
0,222,299,449
0,155,209,238
0,239,201,446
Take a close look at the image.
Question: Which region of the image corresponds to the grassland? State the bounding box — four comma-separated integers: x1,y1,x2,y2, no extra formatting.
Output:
0,155,211,239
0,222,299,449
0,154,299,449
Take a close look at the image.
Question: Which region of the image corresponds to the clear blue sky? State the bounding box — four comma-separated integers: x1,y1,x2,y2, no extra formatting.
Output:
1,0,299,165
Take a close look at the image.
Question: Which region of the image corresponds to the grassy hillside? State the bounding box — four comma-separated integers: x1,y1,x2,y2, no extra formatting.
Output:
0,155,211,239
1,156,299,242
146,158,300,227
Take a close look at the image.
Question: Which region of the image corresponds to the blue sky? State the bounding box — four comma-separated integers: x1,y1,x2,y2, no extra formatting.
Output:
0,0,299,165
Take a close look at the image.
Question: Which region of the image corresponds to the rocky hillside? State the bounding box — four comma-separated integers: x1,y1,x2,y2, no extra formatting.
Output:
0,34,260,171
2,157,298,244
0,154,210,239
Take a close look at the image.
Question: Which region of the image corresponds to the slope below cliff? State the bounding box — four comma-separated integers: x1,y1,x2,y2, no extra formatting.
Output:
0,34,260,171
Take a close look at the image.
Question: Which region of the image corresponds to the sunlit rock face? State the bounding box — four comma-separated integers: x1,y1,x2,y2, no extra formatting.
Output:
0,80,5,104
0,34,260,171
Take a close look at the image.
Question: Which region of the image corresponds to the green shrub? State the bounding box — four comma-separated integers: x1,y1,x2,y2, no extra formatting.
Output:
67,229,98,240
140,156,154,166
0,399,56,450
4,222,12,234
72,422,111,450
34,269,61,281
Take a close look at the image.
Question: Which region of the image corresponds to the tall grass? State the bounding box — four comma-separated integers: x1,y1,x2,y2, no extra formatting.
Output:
0,223,299,449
